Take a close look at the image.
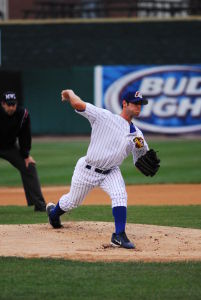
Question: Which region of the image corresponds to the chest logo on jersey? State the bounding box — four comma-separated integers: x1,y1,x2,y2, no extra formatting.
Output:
134,137,144,148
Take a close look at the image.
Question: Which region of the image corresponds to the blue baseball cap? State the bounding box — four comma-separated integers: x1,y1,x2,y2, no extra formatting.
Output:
122,91,148,105
2,91,17,106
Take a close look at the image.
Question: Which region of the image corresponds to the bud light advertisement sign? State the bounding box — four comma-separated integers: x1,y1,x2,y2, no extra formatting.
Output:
94,65,201,134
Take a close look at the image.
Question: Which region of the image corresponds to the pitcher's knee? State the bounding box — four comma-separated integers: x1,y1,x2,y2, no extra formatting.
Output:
111,192,127,207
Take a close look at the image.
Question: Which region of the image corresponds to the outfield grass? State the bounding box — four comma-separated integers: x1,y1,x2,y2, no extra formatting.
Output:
0,139,200,186
1,257,201,300
1,205,201,229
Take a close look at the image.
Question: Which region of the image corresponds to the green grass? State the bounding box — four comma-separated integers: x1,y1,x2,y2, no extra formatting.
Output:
1,205,201,229
1,257,201,300
1,139,201,300
121,139,201,184
0,139,200,186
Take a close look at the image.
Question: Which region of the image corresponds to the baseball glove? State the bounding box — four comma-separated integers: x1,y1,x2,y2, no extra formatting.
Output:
135,149,160,177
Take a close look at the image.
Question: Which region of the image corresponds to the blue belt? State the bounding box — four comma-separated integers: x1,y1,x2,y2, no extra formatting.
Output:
86,164,111,175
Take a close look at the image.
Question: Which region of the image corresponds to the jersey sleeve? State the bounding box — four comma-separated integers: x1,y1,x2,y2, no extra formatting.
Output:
131,127,149,164
75,103,105,125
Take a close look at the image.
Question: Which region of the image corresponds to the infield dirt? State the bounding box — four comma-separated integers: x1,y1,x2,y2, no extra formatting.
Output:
0,184,201,262
0,184,201,206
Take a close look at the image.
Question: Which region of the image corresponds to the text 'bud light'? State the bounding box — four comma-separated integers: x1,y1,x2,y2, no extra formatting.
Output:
95,65,201,134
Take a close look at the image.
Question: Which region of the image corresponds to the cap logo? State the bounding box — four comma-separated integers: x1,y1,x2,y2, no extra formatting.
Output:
5,93,16,100
135,91,142,99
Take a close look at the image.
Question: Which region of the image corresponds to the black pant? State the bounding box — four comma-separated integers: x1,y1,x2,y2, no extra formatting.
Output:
0,147,46,209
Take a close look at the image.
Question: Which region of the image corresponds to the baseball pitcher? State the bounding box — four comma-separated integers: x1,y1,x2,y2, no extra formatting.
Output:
46,89,160,249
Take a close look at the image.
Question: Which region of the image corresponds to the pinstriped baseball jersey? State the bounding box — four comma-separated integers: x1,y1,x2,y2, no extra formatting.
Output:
59,102,149,211
76,103,149,169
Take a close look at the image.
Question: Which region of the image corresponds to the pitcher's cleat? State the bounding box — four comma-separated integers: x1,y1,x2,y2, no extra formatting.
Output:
111,232,135,249
46,202,63,229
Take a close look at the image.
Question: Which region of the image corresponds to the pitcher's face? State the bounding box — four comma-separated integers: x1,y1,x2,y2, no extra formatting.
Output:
126,102,142,117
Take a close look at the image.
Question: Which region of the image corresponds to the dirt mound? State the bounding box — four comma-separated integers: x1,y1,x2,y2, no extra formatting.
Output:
1,221,201,262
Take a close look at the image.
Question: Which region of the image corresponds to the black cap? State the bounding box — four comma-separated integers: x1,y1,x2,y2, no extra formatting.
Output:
122,91,148,105
2,91,17,105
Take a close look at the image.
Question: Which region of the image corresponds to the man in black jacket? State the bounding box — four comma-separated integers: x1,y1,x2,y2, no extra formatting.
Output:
0,91,46,211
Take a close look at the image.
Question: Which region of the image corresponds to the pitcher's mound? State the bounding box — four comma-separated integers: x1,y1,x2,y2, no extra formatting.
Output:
1,222,201,262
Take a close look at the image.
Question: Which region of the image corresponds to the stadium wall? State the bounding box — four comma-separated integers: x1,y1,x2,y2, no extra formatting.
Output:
0,19,201,134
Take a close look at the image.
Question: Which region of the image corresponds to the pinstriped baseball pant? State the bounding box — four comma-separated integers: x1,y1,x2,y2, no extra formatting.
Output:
59,156,127,212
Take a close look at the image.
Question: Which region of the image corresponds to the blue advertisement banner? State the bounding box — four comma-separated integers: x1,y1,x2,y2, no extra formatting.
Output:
94,65,201,134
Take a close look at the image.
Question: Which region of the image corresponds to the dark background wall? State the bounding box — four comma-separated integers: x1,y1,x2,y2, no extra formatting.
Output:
0,19,201,134
1,20,201,70
22,68,94,134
